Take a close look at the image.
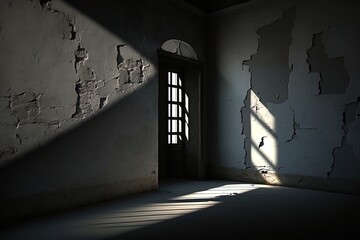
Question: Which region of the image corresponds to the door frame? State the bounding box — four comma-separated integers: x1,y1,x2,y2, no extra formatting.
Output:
157,49,203,180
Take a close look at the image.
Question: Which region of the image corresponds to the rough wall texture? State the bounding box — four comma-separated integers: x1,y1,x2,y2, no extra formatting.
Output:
0,0,154,161
207,0,360,192
0,0,205,223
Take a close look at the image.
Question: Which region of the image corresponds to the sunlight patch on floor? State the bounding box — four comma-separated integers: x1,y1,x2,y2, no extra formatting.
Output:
171,184,259,200
74,183,258,238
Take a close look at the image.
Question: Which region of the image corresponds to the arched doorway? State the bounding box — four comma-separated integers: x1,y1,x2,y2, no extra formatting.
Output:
158,40,203,179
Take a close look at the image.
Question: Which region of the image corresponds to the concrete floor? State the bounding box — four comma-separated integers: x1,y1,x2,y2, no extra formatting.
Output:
0,179,359,239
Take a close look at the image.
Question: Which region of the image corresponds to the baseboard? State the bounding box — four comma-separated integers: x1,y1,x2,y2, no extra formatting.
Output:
208,166,360,195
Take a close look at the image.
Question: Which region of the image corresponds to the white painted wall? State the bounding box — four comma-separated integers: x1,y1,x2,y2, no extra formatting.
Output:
207,0,360,188
0,0,205,223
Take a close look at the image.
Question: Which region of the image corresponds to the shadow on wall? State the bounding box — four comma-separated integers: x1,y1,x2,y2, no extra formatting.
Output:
62,0,155,62
0,0,205,225
231,88,360,194
62,0,204,62
0,77,157,226
0,0,162,225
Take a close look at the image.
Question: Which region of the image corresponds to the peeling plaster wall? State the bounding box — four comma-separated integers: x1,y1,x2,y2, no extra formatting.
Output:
207,0,360,193
0,0,205,223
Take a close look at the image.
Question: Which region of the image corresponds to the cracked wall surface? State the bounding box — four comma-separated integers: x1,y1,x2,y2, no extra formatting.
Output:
307,32,350,95
207,0,360,188
243,6,295,105
0,0,157,162
330,99,360,179
0,0,182,162
0,0,205,223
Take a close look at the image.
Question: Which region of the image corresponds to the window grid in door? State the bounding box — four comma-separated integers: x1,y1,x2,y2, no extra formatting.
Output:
168,72,183,144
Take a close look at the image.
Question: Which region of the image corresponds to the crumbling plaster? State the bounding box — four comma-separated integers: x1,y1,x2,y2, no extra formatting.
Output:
0,0,154,161
208,0,360,182
0,0,205,223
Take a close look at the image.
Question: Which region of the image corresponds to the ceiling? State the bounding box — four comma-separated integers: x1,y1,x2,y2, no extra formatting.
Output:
183,0,251,13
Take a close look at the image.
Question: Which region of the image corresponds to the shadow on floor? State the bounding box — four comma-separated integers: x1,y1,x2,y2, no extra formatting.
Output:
1,179,359,239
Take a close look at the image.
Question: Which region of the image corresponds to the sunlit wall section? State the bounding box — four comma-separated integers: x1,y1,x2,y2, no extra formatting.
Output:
249,90,278,173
